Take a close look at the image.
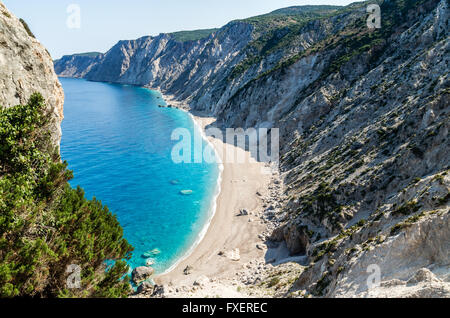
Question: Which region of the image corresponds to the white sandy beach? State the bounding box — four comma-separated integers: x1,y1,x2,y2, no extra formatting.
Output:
154,95,273,290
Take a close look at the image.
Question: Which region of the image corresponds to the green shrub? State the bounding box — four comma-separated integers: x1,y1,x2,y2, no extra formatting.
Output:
392,200,420,216
314,272,331,296
170,29,218,42
19,18,35,38
438,192,450,206
268,277,280,288
356,219,366,227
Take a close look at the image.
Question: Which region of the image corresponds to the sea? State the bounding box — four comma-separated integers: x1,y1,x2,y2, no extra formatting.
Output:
59,77,220,274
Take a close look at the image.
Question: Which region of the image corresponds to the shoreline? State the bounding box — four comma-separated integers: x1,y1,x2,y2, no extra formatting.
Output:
157,110,225,277
154,92,273,290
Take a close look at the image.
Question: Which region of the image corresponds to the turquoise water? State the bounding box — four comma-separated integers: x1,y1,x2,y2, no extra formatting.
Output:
59,78,220,274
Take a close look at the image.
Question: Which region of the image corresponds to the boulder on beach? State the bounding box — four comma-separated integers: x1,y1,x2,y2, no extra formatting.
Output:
183,265,193,275
132,266,155,284
193,275,210,287
237,209,249,216
137,281,154,294
152,285,165,296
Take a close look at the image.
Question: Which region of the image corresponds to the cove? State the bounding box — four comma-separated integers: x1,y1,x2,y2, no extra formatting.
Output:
59,78,220,274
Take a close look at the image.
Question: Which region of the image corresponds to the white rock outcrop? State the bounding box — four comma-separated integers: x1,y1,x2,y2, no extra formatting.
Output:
0,1,64,146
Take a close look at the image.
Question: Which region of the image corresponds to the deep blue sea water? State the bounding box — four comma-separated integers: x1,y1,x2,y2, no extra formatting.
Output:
59,78,220,274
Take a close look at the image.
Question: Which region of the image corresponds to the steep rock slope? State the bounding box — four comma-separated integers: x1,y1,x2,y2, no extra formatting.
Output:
55,0,449,297
0,2,63,145
54,52,102,79
260,0,450,297
54,6,342,105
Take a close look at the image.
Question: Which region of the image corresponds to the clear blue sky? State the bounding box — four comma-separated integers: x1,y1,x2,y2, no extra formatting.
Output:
3,0,363,59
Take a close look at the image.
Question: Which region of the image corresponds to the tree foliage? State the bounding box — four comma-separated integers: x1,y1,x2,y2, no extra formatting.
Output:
0,93,133,298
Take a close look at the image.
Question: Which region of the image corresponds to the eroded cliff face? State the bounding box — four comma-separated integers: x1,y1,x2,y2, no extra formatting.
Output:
54,53,102,79
54,0,449,298
56,21,254,104
0,1,64,146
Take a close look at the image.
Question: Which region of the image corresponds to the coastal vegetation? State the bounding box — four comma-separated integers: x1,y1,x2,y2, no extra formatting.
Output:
237,5,341,34
229,6,342,79
170,28,219,42
19,18,34,38
0,94,133,297
72,52,102,58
